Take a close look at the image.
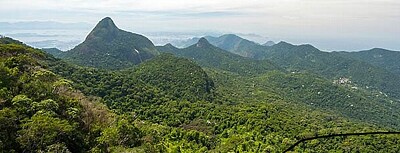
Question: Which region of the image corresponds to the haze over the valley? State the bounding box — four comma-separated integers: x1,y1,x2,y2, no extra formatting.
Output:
0,0,399,51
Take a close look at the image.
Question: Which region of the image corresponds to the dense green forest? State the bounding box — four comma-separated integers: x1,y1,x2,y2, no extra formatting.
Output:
2,36,400,152
259,42,400,100
0,39,118,152
334,48,400,76
3,17,400,152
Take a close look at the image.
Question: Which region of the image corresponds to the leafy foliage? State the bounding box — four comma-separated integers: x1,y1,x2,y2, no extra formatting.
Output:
255,71,400,129
3,31,400,153
49,54,215,112
48,60,166,112
17,114,75,151
335,48,400,76
0,39,138,152
134,54,215,102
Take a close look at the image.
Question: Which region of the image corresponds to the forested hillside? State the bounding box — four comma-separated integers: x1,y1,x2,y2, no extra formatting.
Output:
133,54,215,102
3,27,400,152
0,38,137,152
191,35,400,101
260,42,400,100
335,48,400,76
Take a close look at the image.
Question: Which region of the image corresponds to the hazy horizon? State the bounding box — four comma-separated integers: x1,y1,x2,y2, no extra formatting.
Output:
1,0,399,51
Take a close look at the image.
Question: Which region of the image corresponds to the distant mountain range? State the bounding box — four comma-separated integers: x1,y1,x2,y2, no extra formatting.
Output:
157,38,280,76
171,34,272,59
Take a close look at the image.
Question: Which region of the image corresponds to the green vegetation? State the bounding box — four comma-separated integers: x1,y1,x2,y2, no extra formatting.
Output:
48,60,166,113
184,35,400,101
157,38,400,128
3,24,400,152
0,40,120,152
257,42,400,100
49,53,215,112
133,54,215,102
227,70,400,129
335,48,400,76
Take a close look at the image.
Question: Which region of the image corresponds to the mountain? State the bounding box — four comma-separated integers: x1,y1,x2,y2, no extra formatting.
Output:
173,34,268,59
335,48,400,76
262,40,276,46
172,37,202,48
62,17,158,69
158,38,280,76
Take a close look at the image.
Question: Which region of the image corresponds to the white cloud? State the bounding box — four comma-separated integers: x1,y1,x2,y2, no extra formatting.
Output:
1,0,399,21
0,0,399,50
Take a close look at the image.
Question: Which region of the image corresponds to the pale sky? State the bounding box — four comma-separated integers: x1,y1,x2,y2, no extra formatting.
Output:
0,0,399,51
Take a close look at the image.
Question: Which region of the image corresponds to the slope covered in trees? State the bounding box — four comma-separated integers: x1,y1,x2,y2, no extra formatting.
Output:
46,50,400,152
179,35,400,101
49,54,216,112
205,68,400,129
156,37,400,129
260,42,400,100
335,48,400,76
0,38,144,152
3,26,400,152
133,54,215,102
